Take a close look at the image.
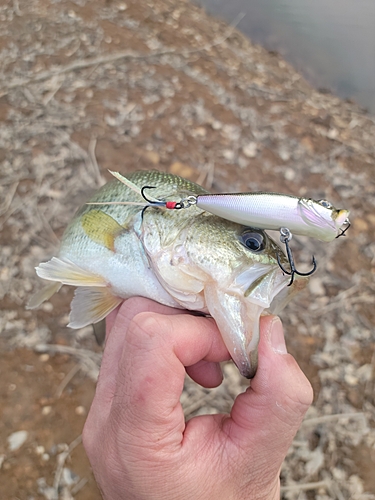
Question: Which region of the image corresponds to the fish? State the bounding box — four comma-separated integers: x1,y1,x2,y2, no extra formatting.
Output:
175,192,350,242
27,170,305,378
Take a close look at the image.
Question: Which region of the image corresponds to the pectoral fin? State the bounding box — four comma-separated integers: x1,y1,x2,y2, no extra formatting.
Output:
81,210,125,251
26,281,62,309
68,286,122,328
36,257,106,287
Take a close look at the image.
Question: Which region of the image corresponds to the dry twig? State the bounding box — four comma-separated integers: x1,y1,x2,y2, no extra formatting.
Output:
53,434,82,492
280,479,330,493
55,363,82,399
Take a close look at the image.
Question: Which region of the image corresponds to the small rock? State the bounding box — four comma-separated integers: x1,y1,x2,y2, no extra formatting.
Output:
348,474,364,495
222,149,235,161
7,430,28,451
142,151,160,165
191,127,206,138
305,447,324,475
210,120,222,130
36,478,56,500
222,124,240,141
284,168,295,181
242,142,257,158
170,162,195,178
41,302,53,312
332,466,346,481
42,406,52,416
146,38,161,51
75,405,86,416
354,218,369,233
308,277,325,296
327,128,339,139
278,147,290,161
62,467,79,486
344,372,358,387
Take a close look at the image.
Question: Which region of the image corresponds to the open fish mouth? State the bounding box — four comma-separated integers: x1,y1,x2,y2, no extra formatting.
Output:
204,264,291,378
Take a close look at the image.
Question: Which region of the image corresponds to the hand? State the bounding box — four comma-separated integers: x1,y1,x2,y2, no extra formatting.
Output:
83,297,313,500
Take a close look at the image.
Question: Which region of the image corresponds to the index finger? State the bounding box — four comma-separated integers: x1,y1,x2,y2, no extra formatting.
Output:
105,307,229,448
97,298,185,408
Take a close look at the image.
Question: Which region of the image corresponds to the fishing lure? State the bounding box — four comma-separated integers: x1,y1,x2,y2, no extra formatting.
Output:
159,192,350,242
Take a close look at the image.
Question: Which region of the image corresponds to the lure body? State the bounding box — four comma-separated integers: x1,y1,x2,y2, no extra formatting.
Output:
195,192,349,242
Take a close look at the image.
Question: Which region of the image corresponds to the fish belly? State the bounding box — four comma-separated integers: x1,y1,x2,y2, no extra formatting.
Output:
59,228,181,308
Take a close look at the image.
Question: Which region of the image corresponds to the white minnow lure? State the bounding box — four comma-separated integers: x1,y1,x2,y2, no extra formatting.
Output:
104,171,350,242
169,192,350,243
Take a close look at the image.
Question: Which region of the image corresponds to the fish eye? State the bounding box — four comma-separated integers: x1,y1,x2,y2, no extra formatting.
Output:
240,230,265,252
317,199,333,209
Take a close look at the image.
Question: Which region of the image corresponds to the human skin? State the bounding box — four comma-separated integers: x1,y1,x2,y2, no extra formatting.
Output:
83,297,313,500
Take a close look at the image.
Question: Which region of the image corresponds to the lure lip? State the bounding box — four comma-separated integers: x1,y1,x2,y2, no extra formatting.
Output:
297,198,346,241
334,209,350,229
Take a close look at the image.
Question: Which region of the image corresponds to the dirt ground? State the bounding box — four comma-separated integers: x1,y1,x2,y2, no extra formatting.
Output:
0,0,374,498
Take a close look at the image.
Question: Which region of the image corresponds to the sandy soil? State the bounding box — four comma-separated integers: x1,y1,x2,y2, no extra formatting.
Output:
0,0,374,498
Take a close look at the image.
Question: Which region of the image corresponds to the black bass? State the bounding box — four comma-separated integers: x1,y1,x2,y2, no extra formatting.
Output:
28,171,303,378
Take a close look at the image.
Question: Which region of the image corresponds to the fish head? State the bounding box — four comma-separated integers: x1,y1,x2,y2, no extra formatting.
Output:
142,209,301,378
298,198,350,241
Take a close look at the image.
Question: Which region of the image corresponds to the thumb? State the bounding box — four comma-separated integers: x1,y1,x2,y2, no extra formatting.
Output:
227,316,313,472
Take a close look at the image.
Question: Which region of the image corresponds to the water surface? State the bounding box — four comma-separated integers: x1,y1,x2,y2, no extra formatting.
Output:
197,0,375,113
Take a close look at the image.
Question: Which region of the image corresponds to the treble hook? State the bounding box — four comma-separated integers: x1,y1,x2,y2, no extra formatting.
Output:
140,186,165,206
140,186,196,216
140,186,166,218
277,228,317,286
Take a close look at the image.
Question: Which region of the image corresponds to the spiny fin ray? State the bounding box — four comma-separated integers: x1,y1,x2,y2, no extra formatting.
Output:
108,170,159,202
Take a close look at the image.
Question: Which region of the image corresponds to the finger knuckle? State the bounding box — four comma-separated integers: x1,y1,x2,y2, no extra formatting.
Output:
128,312,171,348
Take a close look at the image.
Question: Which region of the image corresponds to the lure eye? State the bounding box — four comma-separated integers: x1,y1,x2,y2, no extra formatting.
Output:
240,230,265,252
317,199,333,209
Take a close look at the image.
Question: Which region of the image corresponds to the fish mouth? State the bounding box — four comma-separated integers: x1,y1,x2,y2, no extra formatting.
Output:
237,265,291,352
204,264,290,378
